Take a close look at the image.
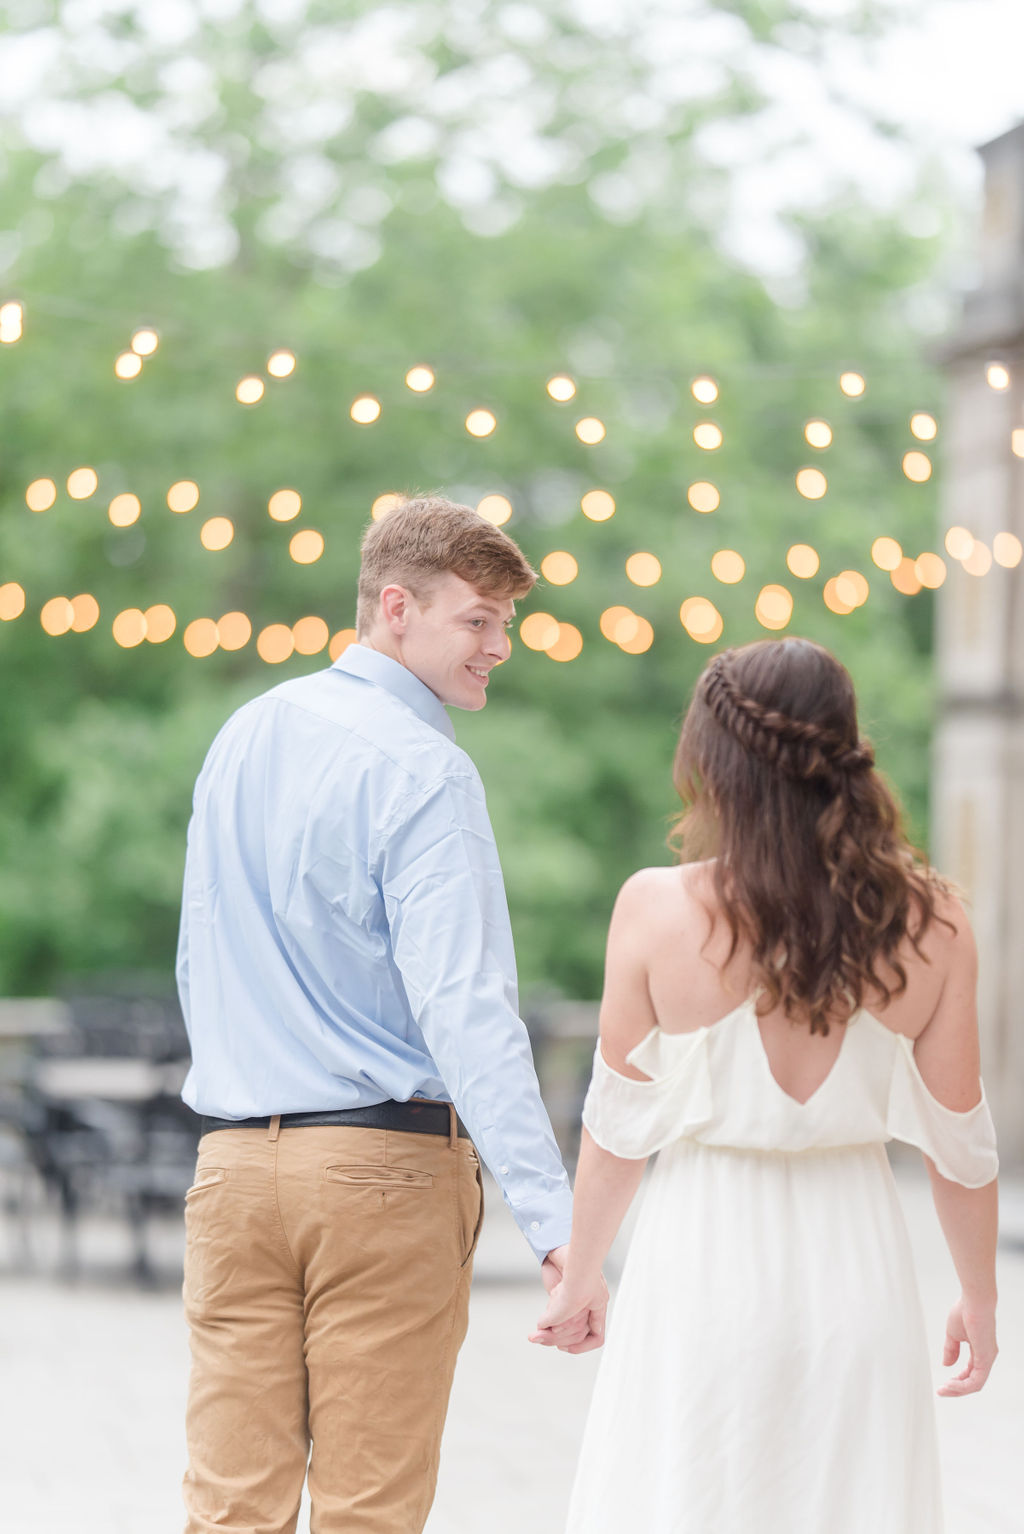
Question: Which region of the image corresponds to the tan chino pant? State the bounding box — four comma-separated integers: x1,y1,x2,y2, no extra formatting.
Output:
182,1118,483,1534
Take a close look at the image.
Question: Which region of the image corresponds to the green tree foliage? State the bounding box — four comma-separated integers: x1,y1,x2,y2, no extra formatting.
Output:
0,0,953,998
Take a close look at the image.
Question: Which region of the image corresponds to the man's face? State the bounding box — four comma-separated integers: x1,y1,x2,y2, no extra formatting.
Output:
394,571,515,711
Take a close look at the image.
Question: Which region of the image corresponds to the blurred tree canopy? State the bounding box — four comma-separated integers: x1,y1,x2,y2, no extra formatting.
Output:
0,0,958,999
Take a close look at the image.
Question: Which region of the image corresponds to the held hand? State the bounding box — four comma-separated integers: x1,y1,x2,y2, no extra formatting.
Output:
529,1269,609,1355
937,1296,998,1397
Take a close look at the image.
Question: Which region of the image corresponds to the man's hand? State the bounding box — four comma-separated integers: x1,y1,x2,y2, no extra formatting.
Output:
530,1252,608,1354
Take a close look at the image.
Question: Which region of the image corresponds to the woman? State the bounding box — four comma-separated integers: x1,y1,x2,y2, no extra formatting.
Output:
532,638,998,1534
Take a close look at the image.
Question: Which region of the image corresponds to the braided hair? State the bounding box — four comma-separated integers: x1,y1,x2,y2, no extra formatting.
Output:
672,639,948,1034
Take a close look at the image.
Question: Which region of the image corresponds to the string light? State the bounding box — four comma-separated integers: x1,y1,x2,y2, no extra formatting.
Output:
679,597,723,644
994,532,1023,568
600,607,639,645
540,552,578,585
477,494,512,525
914,553,946,589
754,584,793,631
292,616,329,655
1012,429,1024,458
625,552,662,587
986,362,1011,391
109,493,141,527
200,517,234,551
835,571,869,608
795,467,827,500
890,558,923,595
546,623,583,662
687,481,719,513
871,537,902,571
144,604,177,643
944,527,973,561
618,616,654,654
40,597,74,635
581,489,615,521
405,365,435,393
804,420,832,449
290,529,325,564
0,582,26,620
0,301,24,343
693,422,722,451
184,618,219,657
114,352,143,380
546,375,576,402
131,329,159,356
329,628,358,661
519,612,560,651
351,394,382,424
267,350,296,378
236,376,265,405
70,594,99,632
839,372,866,397
575,417,606,445
691,377,718,405
26,479,57,512
786,544,820,579
711,549,745,584
466,408,496,437
67,467,98,500
823,578,854,615
269,489,303,521
910,413,937,441
370,492,404,521
902,451,932,483
962,540,993,577
167,480,200,513
217,611,251,650
112,608,147,648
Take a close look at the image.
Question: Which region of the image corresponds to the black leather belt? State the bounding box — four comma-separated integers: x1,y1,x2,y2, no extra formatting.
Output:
199,1099,469,1139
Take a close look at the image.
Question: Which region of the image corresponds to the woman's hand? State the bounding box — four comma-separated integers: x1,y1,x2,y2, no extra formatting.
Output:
529,1272,608,1354
937,1295,998,1396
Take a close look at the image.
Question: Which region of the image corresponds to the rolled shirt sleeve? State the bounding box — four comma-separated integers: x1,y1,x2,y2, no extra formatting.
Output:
381,765,574,1260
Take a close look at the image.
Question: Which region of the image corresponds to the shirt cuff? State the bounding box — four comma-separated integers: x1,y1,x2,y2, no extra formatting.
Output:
507,1184,574,1263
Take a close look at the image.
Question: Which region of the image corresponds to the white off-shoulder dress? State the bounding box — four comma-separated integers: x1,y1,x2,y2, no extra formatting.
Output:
567,999,998,1534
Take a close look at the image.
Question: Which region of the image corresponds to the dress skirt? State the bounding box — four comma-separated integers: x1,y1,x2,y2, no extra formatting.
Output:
565,1138,943,1534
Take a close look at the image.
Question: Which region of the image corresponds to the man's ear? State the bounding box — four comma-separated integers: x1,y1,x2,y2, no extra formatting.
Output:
379,584,412,633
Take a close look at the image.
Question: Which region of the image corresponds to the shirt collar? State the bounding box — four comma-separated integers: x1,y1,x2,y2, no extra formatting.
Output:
332,644,456,742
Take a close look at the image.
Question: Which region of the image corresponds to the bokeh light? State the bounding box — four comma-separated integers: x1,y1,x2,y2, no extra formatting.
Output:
618,616,655,654
292,616,329,655
114,352,143,380
0,300,24,342
994,532,1023,568
839,372,866,397
267,350,296,378
466,409,497,437
575,417,606,445
0,582,26,621
144,604,177,643
540,551,578,585
944,526,974,561
804,420,833,449
902,451,932,483
184,618,219,657
546,623,583,662
835,570,869,608
200,517,234,551
477,494,513,526
167,480,200,513
754,584,794,631
329,628,358,661
691,377,718,405
914,553,947,589
711,549,745,584
679,597,723,643
795,467,827,500
256,623,293,661
519,612,560,651
217,611,251,651
236,376,265,405
693,422,723,451
351,395,382,424
1012,429,1024,458
269,489,303,522
986,362,1011,391
823,578,854,615
890,558,923,595
600,606,639,645
405,366,435,393
786,544,820,579
910,412,938,441
546,375,576,402
625,552,662,587
131,328,159,356
962,540,993,577
687,481,720,513
109,493,141,527
112,608,147,648
290,530,325,564
67,467,98,500
70,593,99,633
581,489,615,521
40,597,74,636
26,478,57,512
871,536,902,571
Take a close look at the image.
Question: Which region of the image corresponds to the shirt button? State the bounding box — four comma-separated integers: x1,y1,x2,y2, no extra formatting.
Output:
530,1221,540,1231
499,1165,509,1175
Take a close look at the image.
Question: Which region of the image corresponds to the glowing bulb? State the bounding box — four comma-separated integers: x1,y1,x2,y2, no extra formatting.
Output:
1012,428,1024,458
679,597,723,644
368,492,403,521
546,375,576,402
786,544,820,579
823,578,854,615
405,365,435,393
329,628,358,661
625,552,662,587
575,416,606,445
0,300,24,342
292,616,330,655
581,489,615,521
795,467,827,500
269,489,303,522
290,529,325,564
993,532,1023,568
201,517,234,551
519,613,560,651
691,376,718,405
804,420,832,449
167,480,200,513
839,372,866,397
986,362,1011,391
618,616,655,654
902,451,932,483
351,394,382,424
112,608,147,648
236,376,265,404
600,607,638,644
184,618,219,657
711,549,745,584
835,571,869,608
962,541,993,577
70,594,99,633
217,611,251,651
477,494,512,525
890,559,923,595
910,412,937,441
466,408,496,437
914,553,947,589
546,623,583,662
115,352,143,379
267,350,296,378
131,329,159,356
67,467,98,500
871,537,902,571
40,597,74,635
144,605,177,643
687,481,720,513
0,582,26,621
540,551,578,585
693,422,722,451
26,478,57,512
754,584,794,631
108,493,141,527
944,527,974,561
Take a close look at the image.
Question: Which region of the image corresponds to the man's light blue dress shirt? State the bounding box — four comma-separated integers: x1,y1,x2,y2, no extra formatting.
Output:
177,643,573,1259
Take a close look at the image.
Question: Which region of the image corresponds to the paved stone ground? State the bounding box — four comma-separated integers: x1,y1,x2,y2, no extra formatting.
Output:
0,1166,1020,1534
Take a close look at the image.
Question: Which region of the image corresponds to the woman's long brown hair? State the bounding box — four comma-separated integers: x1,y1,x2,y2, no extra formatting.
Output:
671,638,948,1034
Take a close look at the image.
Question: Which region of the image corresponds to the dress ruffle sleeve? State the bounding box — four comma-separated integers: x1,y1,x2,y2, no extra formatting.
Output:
581,1028,713,1159
886,1034,998,1188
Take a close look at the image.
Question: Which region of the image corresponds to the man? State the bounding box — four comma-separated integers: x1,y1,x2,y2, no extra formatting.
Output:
176,495,604,1534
